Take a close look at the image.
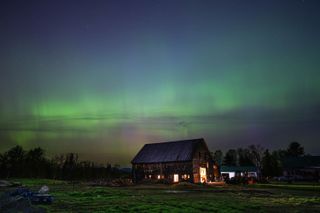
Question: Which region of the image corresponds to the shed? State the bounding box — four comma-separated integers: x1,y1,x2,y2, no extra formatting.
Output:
220,166,258,179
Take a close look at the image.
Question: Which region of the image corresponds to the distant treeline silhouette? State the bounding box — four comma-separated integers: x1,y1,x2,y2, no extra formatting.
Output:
213,142,306,177
0,146,128,180
0,141,307,179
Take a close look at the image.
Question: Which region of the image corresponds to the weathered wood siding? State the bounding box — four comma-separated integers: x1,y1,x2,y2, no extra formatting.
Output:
132,162,193,183
192,142,213,183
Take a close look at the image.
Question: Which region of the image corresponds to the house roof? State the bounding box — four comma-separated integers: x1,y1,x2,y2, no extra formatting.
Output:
282,156,320,169
131,138,208,164
220,166,258,172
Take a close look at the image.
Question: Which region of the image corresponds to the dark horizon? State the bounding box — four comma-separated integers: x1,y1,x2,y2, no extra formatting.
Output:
1,0,320,166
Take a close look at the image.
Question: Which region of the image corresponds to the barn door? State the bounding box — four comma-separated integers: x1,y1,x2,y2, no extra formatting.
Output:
200,167,207,183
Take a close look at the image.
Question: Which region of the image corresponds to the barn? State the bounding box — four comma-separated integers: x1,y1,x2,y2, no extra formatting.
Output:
131,138,217,183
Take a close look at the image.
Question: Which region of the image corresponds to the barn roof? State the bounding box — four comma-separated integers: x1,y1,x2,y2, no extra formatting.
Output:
131,138,207,164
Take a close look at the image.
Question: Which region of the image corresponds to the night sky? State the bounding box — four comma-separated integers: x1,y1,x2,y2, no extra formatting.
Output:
1,0,320,166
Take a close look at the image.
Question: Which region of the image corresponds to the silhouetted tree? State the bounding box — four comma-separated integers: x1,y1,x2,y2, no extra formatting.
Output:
63,153,79,190
25,147,46,178
248,145,264,177
271,151,282,176
287,142,304,157
52,154,66,179
63,153,78,180
275,149,288,159
223,149,237,166
237,148,254,166
213,150,223,165
7,145,25,177
106,163,112,178
262,149,273,177
0,146,128,180
0,152,10,178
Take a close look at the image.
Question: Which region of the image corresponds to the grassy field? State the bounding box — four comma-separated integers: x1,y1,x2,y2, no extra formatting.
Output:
2,179,320,212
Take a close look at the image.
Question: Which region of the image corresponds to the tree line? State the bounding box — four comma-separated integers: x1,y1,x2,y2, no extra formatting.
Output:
0,142,307,180
212,142,306,177
0,146,127,180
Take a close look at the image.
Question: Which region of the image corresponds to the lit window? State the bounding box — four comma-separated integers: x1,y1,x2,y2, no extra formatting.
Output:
174,174,179,182
157,175,161,179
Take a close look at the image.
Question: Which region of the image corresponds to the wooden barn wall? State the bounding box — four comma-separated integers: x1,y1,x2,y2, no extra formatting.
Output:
132,162,193,182
192,142,213,183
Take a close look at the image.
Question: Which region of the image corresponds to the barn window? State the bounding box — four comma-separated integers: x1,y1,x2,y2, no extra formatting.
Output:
173,174,179,182
182,174,190,180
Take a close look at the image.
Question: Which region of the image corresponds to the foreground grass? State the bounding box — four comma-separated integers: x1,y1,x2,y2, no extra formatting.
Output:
4,179,320,213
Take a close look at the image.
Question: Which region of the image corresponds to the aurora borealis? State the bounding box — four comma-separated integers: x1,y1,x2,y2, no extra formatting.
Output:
1,0,320,165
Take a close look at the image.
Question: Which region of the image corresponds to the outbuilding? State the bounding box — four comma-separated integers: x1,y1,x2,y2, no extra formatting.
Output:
220,166,258,179
282,156,320,181
131,138,217,183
